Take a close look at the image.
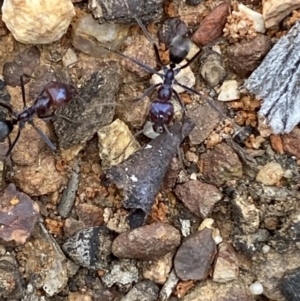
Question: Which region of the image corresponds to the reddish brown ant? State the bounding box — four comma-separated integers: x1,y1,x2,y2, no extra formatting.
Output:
0,75,76,157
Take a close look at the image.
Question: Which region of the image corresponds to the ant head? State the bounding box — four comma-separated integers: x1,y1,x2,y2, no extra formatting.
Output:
150,101,174,133
0,119,13,142
169,35,192,65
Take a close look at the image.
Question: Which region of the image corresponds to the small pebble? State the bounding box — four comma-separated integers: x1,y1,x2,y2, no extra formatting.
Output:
283,169,293,179
238,4,266,33
190,173,197,180
62,48,78,68
262,245,270,254
142,121,160,139
256,162,284,185
249,282,263,295
218,80,240,101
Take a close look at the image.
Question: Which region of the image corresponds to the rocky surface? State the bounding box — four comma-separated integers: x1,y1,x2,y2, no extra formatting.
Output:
0,0,299,300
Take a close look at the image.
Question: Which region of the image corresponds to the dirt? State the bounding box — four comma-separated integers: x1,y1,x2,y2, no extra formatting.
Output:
0,0,300,301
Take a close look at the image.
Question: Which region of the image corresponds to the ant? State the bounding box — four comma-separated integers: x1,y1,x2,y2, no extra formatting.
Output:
106,17,228,134
0,75,76,157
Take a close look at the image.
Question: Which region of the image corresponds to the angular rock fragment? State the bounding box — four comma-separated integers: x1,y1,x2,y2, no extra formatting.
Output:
54,63,120,149
22,222,68,296
98,119,141,169
142,252,174,284
0,184,39,245
281,267,300,301
101,259,139,288
76,203,104,227
201,143,243,186
63,226,113,270
112,223,181,260
256,162,284,185
120,280,159,301
218,80,240,101
106,118,195,228
159,269,179,301
263,0,300,28
244,22,300,134
174,228,216,281
175,180,222,218
88,0,164,24
0,254,22,299
282,127,300,159
12,154,67,196
2,0,75,44
72,13,129,58
187,101,226,146
213,243,239,283
231,191,260,234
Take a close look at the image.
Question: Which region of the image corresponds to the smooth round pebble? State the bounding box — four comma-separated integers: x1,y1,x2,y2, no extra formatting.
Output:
249,282,264,295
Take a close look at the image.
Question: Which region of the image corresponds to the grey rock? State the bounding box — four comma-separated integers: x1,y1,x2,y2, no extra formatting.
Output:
244,22,300,134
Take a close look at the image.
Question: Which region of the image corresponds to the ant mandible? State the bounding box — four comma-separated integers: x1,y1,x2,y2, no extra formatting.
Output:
0,75,76,157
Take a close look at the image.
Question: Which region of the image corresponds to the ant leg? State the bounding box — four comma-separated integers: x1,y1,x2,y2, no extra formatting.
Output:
38,112,80,124
5,127,21,157
20,75,27,108
0,102,13,115
174,81,228,119
104,47,162,78
178,49,203,70
176,81,242,132
172,88,187,115
28,120,57,151
134,17,164,67
134,83,160,102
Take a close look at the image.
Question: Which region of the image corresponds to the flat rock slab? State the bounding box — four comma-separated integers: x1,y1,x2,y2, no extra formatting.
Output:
54,62,120,149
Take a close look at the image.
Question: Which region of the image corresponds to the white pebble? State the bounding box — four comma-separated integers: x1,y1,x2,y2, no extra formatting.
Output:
214,235,223,245
238,4,266,33
218,80,240,101
249,282,264,295
262,245,270,254
142,121,160,139
190,173,197,180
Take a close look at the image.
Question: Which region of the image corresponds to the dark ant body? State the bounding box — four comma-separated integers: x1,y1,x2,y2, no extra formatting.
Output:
107,18,229,134
0,75,75,157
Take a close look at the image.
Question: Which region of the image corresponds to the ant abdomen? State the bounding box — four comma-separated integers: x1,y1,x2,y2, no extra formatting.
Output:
42,82,73,107
169,35,192,64
150,101,174,132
